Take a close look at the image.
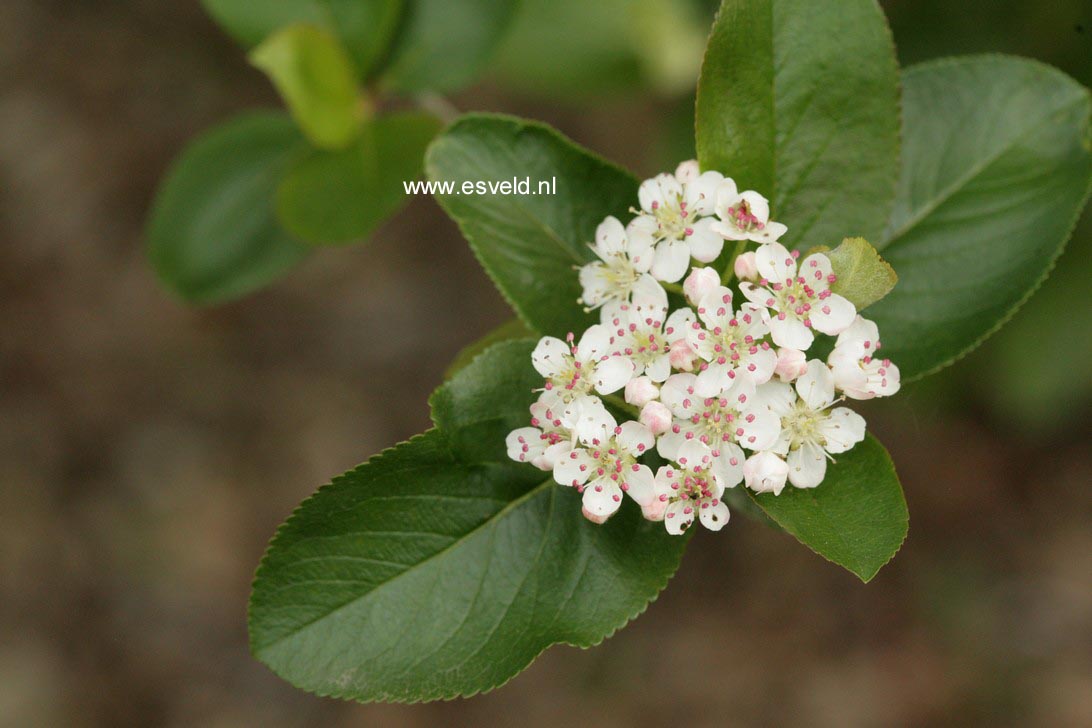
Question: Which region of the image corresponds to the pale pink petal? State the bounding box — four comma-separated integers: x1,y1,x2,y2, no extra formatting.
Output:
506,427,545,466
664,499,694,534
684,170,725,216
698,499,730,531
592,356,634,394
737,407,780,451
687,218,724,262
712,442,745,488
755,242,796,285
624,464,656,506
809,293,857,336
617,420,655,456
582,477,624,518
799,252,834,291
593,215,627,257
553,448,596,487
743,451,789,495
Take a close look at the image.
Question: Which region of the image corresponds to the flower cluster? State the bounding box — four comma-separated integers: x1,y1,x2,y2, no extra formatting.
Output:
507,161,901,535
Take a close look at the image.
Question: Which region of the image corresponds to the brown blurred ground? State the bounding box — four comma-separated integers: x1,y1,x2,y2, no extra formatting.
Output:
1,1,1090,726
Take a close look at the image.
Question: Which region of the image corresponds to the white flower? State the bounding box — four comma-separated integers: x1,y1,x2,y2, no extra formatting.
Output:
577,215,656,311
627,161,727,282
828,316,901,399
602,278,695,383
733,251,759,281
656,372,780,483
686,285,777,396
740,242,857,350
711,184,787,243
742,451,789,495
532,327,635,407
774,347,808,382
505,396,611,470
553,412,657,520
652,441,730,534
639,400,672,436
683,266,721,306
759,361,866,489
624,375,659,408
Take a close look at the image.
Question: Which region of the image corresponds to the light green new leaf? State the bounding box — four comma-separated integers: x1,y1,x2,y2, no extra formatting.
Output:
380,0,520,93
250,24,364,149
426,114,639,338
869,56,1092,380
820,237,898,311
203,0,402,77
147,112,310,304
249,340,687,702
749,434,907,582
275,112,441,244
695,0,900,250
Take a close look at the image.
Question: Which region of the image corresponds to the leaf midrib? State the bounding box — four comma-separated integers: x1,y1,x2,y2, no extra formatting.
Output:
253,475,555,654
881,89,1087,250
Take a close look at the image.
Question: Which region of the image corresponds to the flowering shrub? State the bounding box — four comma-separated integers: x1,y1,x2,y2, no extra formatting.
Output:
243,0,1091,706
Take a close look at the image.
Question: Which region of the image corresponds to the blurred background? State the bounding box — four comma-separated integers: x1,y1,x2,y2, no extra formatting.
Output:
1,0,1090,725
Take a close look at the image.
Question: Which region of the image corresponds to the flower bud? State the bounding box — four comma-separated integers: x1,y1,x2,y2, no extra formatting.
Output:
733,251,759,281
674,159,700,183
743,451,789,496
624,375,659,407
641,496,668,522
639,401,673,436
668,339,699,372
582,506,610,525
774,347,808,382
683,266,720,306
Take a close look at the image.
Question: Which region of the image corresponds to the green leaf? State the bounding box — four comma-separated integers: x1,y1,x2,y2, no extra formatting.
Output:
749,434,907,582
202,0,403,77
869,56,1092,380
695,0,900,250
249,339,688,702
250,24,364,149
147,112,310,304
275,112,441,244
380,0,520,93
430,338,540,462
444,319,534,380
819,237,898,311
426,114,639,337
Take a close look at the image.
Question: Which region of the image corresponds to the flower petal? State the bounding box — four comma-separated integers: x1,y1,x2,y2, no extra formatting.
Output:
624,464,656,506
617,420,655,456
787,442,827,488
743,451,789,495
795,360,836,410
531,336,570,378
582,477,624,518
755,242,795,284
768,315,814,350
650,240,691,282
698,499,730,531
592,356,634,394
506,427,545,465
553,448,596,487
687,218,725,262
810,293,857,336
819,407,866,454
663,499,695,535
712,442,745,488
593,215,627,257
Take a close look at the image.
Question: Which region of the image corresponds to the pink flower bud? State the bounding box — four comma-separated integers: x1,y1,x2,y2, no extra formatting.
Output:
674,159,700,183
641,496,668,522
582,506,610,525
733,251,759,281
683,266,720,306
624,375,659,407
668,339,699,372
774,347,808,382
639,401,673,436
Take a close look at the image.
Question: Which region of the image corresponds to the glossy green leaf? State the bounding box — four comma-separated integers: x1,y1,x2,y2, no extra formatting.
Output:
444,319,534,380
202,0,403,77
695,0,900,250
249,340,687,702
147,112,310,304
869,56,1092,380
250,24,364,149
275,112,441,244
749,434,907,582
426,114,639,337
430,338,540,463
820,237,898,311
380,0,520,93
